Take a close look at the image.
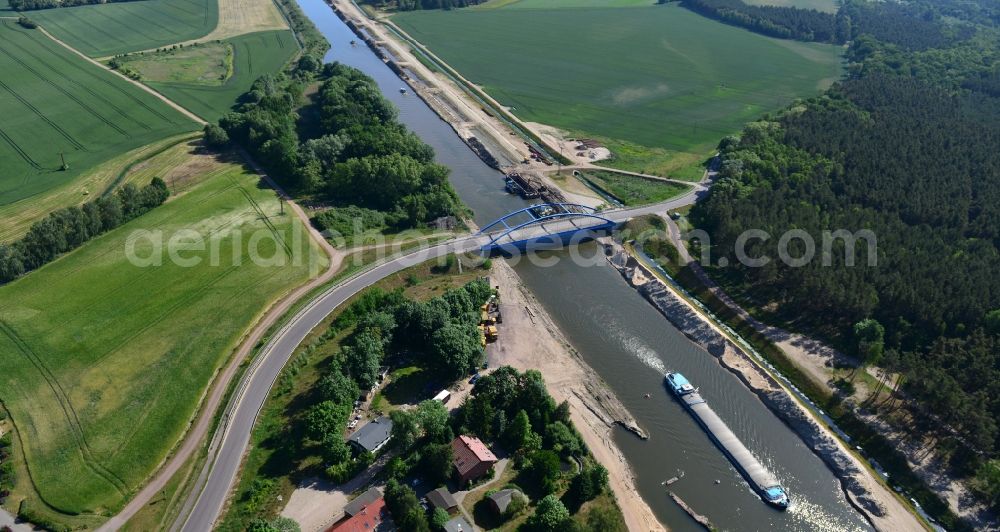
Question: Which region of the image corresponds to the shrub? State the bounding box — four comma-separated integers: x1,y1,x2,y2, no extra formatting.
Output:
203,124,230,149
311,206,387,242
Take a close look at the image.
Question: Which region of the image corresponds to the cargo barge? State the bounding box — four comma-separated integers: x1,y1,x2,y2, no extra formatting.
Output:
665,372,790,510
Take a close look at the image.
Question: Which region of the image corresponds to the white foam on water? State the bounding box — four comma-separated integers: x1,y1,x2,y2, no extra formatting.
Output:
785,497,870,532
605,316,667,374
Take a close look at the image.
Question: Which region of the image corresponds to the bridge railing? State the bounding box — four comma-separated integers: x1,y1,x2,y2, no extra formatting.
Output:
477,203,604,235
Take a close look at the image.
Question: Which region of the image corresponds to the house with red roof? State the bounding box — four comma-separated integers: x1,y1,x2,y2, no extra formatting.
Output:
451,435,498,486
328,488,391,532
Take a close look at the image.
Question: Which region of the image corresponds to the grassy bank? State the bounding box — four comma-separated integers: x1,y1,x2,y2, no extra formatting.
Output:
574,170,690,206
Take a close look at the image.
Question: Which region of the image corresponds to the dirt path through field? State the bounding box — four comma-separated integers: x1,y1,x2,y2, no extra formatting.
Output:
35,26,207,125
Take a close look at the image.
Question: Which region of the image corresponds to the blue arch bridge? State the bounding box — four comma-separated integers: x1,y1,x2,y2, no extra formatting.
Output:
476,203,618,256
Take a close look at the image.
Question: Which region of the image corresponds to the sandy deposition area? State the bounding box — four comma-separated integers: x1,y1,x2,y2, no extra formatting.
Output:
490,261,666,532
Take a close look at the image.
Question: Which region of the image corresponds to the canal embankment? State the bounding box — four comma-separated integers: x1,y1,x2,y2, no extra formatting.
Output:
489,261,664,532
603,238,926,532
295,0,882,526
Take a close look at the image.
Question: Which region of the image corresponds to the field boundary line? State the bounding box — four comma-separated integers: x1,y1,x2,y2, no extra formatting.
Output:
35,25,207,125
2,25,156,131
11,20,185,125
0,44,128,138
97,152,340,531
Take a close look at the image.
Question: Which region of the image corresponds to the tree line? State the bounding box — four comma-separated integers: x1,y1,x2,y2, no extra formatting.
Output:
672,0,981,48
358,0,486,12
677,0,843,43
693,74,1000,454
0,178,169,285
210,62,462,231
11,0,143,11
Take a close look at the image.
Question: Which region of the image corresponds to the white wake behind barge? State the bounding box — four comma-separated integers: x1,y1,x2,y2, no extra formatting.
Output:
665,372,790,510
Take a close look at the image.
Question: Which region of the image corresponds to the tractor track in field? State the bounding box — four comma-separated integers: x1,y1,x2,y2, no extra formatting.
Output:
29,26,186,126
0,76,88,150
0,41,129,138
35,25,207,125
2,31,155,131
0,320,129,495
0,126,42,170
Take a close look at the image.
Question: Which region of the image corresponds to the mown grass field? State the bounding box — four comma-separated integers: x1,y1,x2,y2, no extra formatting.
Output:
0,21,197,208
28,0,218,57
394,4,842,175
577,169,690,206
145,30,299,122
119,42,233,85
0,162,328,515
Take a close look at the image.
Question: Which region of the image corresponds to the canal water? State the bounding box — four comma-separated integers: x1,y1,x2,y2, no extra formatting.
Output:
296,1,872,529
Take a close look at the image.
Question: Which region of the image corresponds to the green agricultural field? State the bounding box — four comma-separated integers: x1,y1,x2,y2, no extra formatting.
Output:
0,21,197,207
394,4,842,175
143,30,299,122
28,0,218,57
0,164,328,515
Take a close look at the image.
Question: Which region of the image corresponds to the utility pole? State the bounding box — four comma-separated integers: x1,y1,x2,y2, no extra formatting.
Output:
59,152,68,171
279,196,285,215
557,139,565,175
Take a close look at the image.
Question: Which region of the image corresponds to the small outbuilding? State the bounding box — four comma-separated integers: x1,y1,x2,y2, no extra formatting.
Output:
451,435,498,486
347,416,392,454
426,487,459,514
487,488,524,516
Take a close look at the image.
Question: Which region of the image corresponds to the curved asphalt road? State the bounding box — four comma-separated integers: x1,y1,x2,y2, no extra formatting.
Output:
175,194,706,531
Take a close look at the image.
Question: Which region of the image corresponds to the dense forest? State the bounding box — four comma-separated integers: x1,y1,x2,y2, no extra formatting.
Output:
358,0,486,11
677,0,842,42
690,0,1000,515
674,0,982,47
212,62,462,232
